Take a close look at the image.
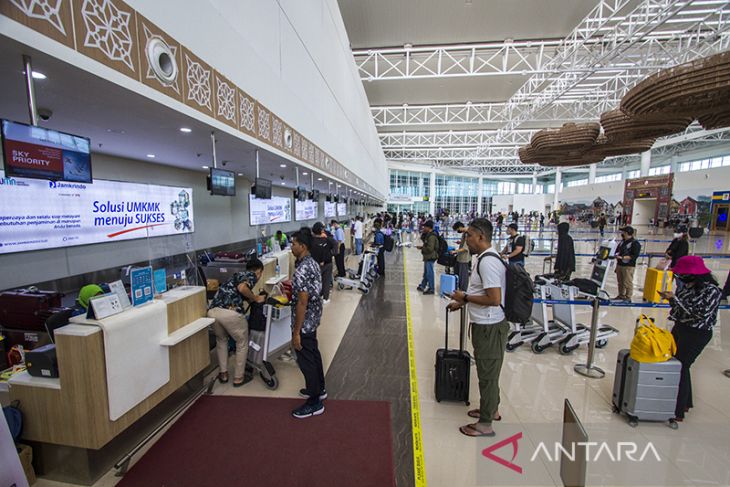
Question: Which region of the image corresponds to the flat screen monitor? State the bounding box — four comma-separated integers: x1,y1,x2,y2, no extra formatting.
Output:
295,186,308,202
295,199,318,221
324,201,336,218
560,399,588,487
310,189,320,202
253,177,272,199
249,194,291,225
2,119,92,183
208,168,235,196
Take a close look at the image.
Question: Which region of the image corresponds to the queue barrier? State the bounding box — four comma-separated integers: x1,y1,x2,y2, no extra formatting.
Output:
532,297,730,310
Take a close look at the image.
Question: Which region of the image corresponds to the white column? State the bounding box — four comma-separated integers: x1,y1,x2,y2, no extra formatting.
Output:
532,172,538,194
588,163,597,184
670,155,679,174
640,150,651,177
553,168,561,212
477,176,483,215
429,170,436,216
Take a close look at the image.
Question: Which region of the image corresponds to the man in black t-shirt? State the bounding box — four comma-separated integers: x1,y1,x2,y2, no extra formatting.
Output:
310,222,335,303
501,223,525,266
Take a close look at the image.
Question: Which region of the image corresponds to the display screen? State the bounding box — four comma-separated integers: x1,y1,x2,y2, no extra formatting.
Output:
2,119,92,183
295,199,318,221
254,177,272,199
0,170,193,254
209,168,235,196
295,186,308,202
249,194,291,225
337,202,347,216
324,201,336,218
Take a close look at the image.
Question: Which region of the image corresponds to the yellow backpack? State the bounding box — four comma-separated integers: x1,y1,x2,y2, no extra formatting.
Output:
630,315,677,363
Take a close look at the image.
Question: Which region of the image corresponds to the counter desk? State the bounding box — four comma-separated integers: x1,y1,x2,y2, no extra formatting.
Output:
8,286,211,484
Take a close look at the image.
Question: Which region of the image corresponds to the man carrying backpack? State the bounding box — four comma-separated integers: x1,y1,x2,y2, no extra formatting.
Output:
447,218,508,437
502,223,526,266
417,220,438,295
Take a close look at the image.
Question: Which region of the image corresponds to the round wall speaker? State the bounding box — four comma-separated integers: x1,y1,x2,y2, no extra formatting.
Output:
284,128,293,149
146,37,178,86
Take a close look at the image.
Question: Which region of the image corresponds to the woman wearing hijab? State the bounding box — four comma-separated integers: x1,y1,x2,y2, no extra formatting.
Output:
658,256,722,422
554,222,575,281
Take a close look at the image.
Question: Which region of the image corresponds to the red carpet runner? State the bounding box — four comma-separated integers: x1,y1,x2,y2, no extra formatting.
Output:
117,395,396,487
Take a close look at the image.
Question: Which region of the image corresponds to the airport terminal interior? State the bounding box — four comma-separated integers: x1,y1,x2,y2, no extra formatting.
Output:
1,1,730,486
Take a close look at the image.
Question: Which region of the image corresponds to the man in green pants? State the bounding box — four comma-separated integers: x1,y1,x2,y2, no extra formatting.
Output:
448,218,508,437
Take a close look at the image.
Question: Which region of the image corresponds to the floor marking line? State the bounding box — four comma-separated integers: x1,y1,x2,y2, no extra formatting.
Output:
403,250,427,486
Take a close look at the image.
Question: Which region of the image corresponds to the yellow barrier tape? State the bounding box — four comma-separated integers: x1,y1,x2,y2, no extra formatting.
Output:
403,251,427,486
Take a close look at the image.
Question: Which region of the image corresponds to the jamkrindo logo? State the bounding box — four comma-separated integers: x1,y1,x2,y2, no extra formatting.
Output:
481,431,661,474
48,180,87,190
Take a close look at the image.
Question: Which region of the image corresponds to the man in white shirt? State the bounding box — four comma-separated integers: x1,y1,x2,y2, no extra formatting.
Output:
448,218,508,437
354,216,364,255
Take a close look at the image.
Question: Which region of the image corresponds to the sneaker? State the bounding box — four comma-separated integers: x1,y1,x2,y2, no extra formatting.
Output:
299,388,328,401
417,285,424,291
292,402,325,419
323,299,331,304
422,289,434,295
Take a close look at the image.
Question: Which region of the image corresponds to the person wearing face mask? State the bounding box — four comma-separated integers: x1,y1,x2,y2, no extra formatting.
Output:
614,226,641,302
658,256,722,422
665,226,689,289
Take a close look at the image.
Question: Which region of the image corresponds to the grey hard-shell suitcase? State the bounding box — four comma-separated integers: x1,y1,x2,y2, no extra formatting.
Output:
612,348,681,428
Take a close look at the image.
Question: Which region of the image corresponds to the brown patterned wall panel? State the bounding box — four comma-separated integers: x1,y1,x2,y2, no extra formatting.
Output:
237,88,257,137
73,0,140,80
256,103,271,143
270,114,283,149
1,0,75,48
213,71,237,129
135,13,183,102
180,46,214,118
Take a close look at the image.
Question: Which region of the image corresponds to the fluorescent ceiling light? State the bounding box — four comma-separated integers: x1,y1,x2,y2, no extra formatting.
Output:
146,154,155,158
302,172,308,175
202,165,209,169
317,177,323,181
31,71,46,80
179,127,192,133
280,164,287,168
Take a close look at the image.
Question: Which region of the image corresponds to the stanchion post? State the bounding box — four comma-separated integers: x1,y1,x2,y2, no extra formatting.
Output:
574,296,605,379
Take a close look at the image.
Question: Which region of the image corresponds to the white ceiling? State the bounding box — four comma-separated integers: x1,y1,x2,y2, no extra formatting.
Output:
338,0,599,49
0,35,362,196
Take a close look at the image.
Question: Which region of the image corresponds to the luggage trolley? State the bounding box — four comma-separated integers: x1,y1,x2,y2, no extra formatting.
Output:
336,245,380,294
508,277,565,352
246,300,292,389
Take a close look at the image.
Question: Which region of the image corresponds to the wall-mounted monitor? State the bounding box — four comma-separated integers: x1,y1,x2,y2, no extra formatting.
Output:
249,194,291,225
295,186,308,202
295,199,318,221
2,119,92,183
207,168,235,196
310,189,320,202
253,177,272,199
324,201,336,218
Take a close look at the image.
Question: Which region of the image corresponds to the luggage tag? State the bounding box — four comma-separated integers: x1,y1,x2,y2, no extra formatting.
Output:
249,340,261,352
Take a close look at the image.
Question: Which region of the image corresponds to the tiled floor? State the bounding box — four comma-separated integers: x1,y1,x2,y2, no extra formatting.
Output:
33,227,730,486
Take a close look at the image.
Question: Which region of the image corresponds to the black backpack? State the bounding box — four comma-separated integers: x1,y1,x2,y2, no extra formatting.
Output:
436,233,454,266
477,253,534,324
383,234,395,252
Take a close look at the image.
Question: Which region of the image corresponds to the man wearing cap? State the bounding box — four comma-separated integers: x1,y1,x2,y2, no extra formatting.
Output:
501,223,526,266
614,226,641,302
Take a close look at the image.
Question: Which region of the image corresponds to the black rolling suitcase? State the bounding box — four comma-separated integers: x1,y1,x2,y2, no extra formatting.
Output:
434,307,471,405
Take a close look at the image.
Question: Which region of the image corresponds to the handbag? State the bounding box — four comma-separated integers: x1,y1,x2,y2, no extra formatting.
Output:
629,315,677,363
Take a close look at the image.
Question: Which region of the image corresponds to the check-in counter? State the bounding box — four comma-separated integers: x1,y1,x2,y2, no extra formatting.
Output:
8,286,211,483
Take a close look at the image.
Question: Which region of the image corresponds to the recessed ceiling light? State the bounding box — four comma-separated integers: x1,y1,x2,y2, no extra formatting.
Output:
281,182,286,185
146,154,155,158
31,71,46,80
237,173,243,176
179,127,192,133
202,165,209,169
317,177,323,181
280,164,286,168
302,172,308,175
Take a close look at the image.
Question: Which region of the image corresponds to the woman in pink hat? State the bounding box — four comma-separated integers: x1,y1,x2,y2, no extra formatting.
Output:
659,255,722,422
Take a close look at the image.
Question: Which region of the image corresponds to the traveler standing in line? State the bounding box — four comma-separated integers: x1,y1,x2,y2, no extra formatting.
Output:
354,216,364,255
349,217,356,254
665,226,689,289
311,222,335,304
598,213,607,237
447,218,507,437
373,217,386,277
554,222,576,281
289,227,326,418
501,223,526,266
539,213,545,230
331,220,346,278
417,220,438,295
614,226,641,302
207,258,265,387
658,256,722,422
495,213,504,234
452,221,471,291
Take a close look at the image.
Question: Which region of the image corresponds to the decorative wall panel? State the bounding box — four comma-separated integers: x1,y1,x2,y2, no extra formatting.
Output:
1,0,75,48
73,0,139,80
213,71,237,129
292,131,301,157
136,14,182,102
181,47,214,117
237,89,257,136
271,115,283,148
257,104,271,142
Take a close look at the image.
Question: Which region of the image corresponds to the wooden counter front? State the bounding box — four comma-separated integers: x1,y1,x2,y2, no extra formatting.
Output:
9,288,210,450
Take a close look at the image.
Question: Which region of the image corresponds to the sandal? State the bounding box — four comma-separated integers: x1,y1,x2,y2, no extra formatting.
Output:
459,423,496,437
467,409,501,421
217,372,229,384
